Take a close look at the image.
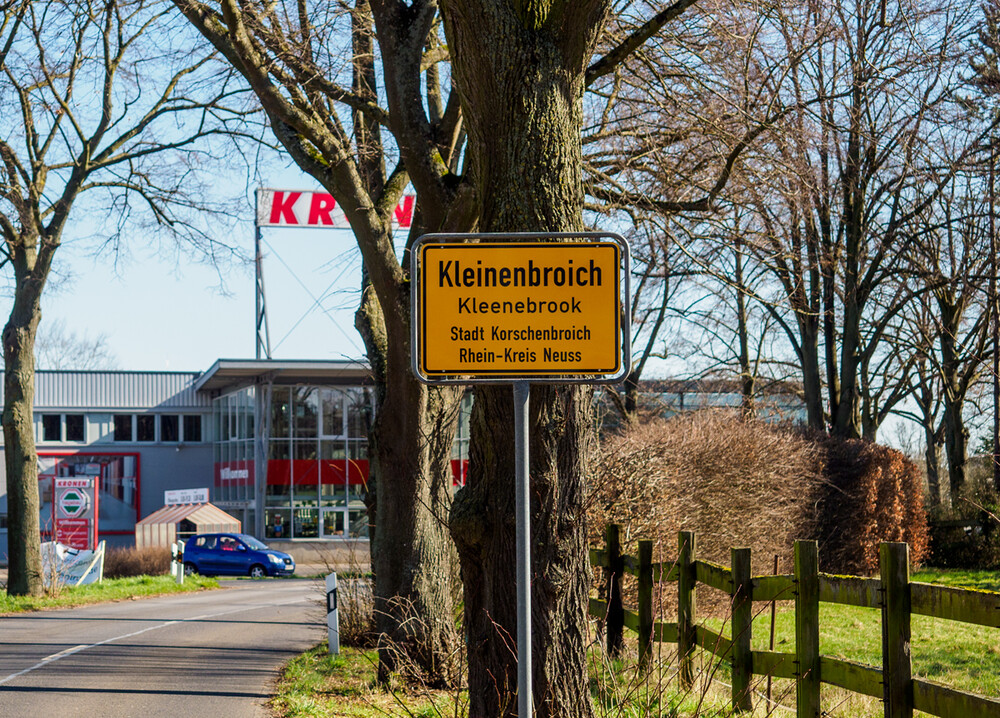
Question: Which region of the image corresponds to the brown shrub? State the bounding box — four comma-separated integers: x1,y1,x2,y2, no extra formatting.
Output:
813,437,929,574
590,411,825,580
590,412,930,599
104,545,171,578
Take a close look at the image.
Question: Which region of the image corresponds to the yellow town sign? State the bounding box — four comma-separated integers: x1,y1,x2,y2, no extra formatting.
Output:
413,236,628,381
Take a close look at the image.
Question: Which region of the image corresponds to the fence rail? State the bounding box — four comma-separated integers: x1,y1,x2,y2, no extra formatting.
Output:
590,524,1000,718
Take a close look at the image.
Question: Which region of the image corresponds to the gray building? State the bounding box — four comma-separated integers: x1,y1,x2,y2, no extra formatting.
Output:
0,359,456,560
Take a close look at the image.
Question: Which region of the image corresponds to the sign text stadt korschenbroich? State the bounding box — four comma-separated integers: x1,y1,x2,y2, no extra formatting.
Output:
417,242,622,378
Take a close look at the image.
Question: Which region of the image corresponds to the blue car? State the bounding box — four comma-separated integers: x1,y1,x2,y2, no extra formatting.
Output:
183,533,295,578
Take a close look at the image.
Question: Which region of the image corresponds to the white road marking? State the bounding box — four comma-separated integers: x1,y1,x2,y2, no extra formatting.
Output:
0,596,308,686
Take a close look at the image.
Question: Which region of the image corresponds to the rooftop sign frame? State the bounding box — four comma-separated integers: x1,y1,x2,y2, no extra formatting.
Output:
411,232,631,385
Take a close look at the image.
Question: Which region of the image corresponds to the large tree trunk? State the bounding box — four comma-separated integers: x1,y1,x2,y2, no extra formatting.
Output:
938,299,968,501
942,401,968,501
442,4,607,716
734,239,755,419
924,424,942,505
356,284,463,687
799,320,825,430
453,386,594,717
3,285,44,597
622,369,640,422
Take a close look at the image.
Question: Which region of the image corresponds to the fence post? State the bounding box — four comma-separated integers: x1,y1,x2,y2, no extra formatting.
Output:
794,540,820,718
638,539,654,671
605,523,624,657
677,530,697,689
880,542,912,718
731,547,753,712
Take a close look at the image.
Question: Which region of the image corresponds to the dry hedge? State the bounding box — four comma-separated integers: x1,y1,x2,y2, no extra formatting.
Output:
104,545,171,578
590,411,929,587
590,412,823,579
812,436,929,574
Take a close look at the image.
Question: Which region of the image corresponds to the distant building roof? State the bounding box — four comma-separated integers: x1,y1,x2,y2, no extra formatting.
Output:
137,502,240,527
28,370,209,410
637,378,803,396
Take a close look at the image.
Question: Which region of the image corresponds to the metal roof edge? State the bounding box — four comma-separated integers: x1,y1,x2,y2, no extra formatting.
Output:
194,358,372,393
32,369,202,376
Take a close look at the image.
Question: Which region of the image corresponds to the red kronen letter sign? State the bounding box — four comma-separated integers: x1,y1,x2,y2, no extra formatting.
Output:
258,188,415,229
269,191,301,224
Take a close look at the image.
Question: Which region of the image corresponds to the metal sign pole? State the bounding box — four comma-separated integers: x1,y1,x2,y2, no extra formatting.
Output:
513,380,532,717
409,232,632,716
254,190,271,360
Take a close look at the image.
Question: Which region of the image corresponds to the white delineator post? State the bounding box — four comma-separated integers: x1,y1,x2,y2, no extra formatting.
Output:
326,572,340,655
171,542,184,584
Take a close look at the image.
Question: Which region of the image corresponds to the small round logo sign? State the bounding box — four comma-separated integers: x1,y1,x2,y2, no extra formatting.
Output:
58,489,90,518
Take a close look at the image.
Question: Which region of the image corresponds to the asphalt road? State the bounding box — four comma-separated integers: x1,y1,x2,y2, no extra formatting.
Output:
0,579,325,717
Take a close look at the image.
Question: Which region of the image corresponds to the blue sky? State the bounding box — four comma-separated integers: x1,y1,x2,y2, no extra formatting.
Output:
39,168,384,372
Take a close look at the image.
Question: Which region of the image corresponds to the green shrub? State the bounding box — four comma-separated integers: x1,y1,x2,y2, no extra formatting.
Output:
927,475,1000,570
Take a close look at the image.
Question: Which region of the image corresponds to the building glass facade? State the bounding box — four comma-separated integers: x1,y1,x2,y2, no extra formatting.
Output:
0,362,474,557
211,381,376,540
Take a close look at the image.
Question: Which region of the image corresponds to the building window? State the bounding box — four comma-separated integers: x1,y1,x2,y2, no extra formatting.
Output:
348,508,369,538
161,414,179,442
293,388,318,438
183,415,202,442
136,414,155,442
37,453,139,533
42,414,61,442
270,387,290,438
265,508,290,539
321,389,345,437
65,414,85,442
0,513,7,530
113,414,133,442
347,388,370,438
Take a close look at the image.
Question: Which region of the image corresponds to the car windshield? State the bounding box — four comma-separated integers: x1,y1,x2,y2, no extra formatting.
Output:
238,534,269,550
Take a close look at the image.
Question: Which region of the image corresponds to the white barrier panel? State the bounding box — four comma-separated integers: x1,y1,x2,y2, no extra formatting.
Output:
40,541,105,588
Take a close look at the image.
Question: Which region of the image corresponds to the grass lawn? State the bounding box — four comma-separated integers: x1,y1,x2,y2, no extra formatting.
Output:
269,568,999,718
698,567,1000,715
271,643,741,718
0,574,219,614
270,644,467,718
750,568,1000,696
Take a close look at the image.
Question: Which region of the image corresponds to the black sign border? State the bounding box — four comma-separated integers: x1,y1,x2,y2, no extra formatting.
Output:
411,232,631,385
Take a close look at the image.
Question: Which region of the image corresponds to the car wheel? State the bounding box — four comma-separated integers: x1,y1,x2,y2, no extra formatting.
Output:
184,562,197,576
249,564,267,579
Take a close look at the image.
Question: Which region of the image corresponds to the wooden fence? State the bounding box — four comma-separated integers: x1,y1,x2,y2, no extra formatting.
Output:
589,524,1000,718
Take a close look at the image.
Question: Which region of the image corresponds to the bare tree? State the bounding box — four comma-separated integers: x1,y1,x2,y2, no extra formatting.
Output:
175,0,713,708
905,172,995,498
581,0,833,423
710,0,996,441
1,0,249,596
34,319,119,370
971,0,1000,492
173,0,469,685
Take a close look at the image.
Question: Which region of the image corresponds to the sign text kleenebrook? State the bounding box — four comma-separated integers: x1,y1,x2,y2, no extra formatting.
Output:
416,241,623,378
